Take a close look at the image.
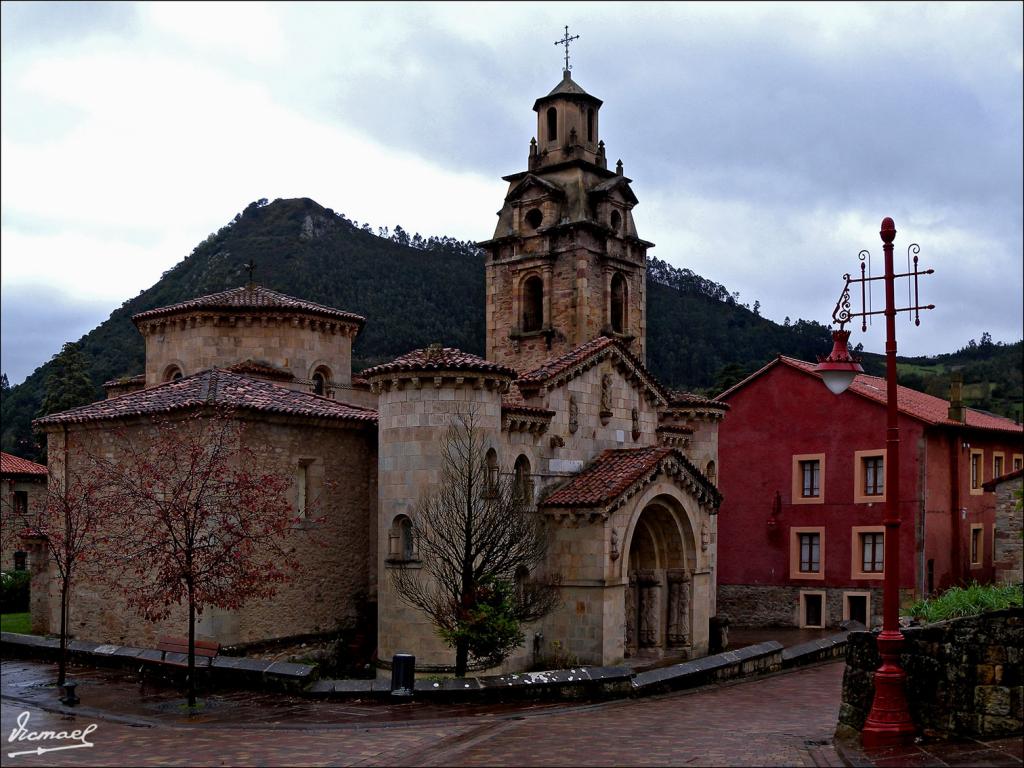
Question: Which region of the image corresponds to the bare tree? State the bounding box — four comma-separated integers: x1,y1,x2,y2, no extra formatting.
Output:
391,408,559,676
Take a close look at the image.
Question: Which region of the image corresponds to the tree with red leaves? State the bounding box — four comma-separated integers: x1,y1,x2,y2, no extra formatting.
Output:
6,442,112,687
98,406,299,709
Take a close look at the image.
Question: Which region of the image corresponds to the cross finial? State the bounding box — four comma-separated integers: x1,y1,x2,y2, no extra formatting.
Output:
554,25,579,73
243,260,256,285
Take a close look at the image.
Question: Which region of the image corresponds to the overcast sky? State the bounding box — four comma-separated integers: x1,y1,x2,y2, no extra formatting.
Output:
2,1,1022,386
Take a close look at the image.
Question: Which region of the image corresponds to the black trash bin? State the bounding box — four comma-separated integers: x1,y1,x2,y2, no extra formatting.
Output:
390,653,415,697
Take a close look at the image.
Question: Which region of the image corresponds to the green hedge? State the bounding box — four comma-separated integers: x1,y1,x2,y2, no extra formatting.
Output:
0,570,30,613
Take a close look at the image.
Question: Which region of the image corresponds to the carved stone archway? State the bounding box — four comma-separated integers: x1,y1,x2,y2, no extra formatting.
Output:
624,498,694,659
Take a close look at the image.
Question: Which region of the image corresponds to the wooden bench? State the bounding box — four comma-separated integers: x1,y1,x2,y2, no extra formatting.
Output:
155,635,220,667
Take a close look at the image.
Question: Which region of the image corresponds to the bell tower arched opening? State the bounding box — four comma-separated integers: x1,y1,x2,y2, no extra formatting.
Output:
611,272,627,334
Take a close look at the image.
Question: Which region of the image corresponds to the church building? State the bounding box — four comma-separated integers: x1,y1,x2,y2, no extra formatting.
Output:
30,64,725,673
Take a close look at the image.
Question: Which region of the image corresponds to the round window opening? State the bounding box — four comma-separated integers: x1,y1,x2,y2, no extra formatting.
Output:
525,208,543,230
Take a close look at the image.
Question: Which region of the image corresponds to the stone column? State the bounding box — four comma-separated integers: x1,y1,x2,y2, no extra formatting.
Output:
625,573,637,656
637,569,660,648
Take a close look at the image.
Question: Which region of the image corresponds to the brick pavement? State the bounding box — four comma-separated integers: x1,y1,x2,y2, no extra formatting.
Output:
2,661,851,767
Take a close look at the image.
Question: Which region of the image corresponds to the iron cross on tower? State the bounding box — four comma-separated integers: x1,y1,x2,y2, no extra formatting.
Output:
555,25,579,72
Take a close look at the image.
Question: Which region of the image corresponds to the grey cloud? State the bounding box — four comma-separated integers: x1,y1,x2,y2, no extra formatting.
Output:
0,286,111,386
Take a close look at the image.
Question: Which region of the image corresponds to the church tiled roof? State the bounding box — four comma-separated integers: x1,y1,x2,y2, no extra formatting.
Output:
362,346,518,379
0,452,47,476
226,359,296,381
541,446,721,511
516,337,669,405
666,391,730,411
34,369,377,427
720,356,1022,435
132,285,365,326
518,337,618,387
501,382,556,417
534,71,603,108
102,373,145,388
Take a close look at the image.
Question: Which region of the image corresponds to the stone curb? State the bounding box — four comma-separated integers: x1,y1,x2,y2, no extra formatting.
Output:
1,632,316,692
782,631,851,669
3,630,850,703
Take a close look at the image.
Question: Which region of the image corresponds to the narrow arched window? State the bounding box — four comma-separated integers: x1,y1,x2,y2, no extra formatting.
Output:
587,108,594,142
400,517,414,561
485,448,499,498
163,365,183,382
546,107,558,144
706,460,717,486
388,514,416,562
311,366,332,397
611,273,627,334
610,209,622,233
513,454,533,506
522,275,544,333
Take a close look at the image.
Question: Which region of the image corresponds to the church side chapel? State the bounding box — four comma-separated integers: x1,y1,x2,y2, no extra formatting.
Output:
30,47,726,672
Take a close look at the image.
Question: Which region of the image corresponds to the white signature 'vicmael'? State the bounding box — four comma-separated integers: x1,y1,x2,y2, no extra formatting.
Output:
8,711,97,758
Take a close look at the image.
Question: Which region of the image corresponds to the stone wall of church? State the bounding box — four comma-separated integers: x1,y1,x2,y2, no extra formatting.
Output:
375,377,506,671
140,315,355,388
33,416,376,648
485,228,646,373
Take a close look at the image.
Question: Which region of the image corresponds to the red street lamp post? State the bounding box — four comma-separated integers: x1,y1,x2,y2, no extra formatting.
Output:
815,217,934,749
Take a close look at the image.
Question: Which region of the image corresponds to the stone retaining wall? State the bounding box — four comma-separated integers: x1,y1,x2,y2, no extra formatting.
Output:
838,608,1022,739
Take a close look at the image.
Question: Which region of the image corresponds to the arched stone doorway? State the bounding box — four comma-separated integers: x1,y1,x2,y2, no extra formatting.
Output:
624,499,694,658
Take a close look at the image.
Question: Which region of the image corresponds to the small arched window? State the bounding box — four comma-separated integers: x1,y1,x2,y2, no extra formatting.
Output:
311,366,332,397
163,365,183,382
522,275,544,333
513,454,533,506
388,515,416,562
610,209,622,233
587,108,594,143
485,448,499,498
611,273,627,334
525,208,543,230
706,461,717,486
546,107,558,144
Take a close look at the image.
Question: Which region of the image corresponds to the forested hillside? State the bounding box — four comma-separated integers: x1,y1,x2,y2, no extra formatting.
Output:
3,197,1020,460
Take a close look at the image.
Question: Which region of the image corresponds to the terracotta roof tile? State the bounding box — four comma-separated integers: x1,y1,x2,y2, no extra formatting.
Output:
34,369,377,427
983,467,1024,491
516,337,669,406
0,452,47,476
501,382,555,417
362,345,517,379
226,359,295,381
102,373,145,388
667,390,730,410
132,285,364,326
542,446,719,509
517,337,617,386
782,357,1023,434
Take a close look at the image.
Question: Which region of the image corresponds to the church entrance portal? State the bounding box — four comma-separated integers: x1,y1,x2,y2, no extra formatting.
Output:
624,500,693,659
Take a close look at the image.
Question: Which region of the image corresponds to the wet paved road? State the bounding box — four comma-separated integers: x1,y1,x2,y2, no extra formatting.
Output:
2,659,845,766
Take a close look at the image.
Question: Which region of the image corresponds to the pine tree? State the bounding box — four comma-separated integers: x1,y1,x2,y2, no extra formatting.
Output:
38,342,96,418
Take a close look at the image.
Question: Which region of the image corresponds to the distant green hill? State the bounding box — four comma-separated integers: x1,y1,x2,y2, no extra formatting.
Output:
3,197,1020,460
859,339,1023,423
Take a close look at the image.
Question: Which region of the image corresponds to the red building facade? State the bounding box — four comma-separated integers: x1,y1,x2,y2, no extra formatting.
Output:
715,357,1023,629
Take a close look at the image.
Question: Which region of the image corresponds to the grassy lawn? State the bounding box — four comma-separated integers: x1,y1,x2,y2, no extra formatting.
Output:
0,612,33,634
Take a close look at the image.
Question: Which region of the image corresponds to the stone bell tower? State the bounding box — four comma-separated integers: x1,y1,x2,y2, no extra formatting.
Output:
479,63,654,373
